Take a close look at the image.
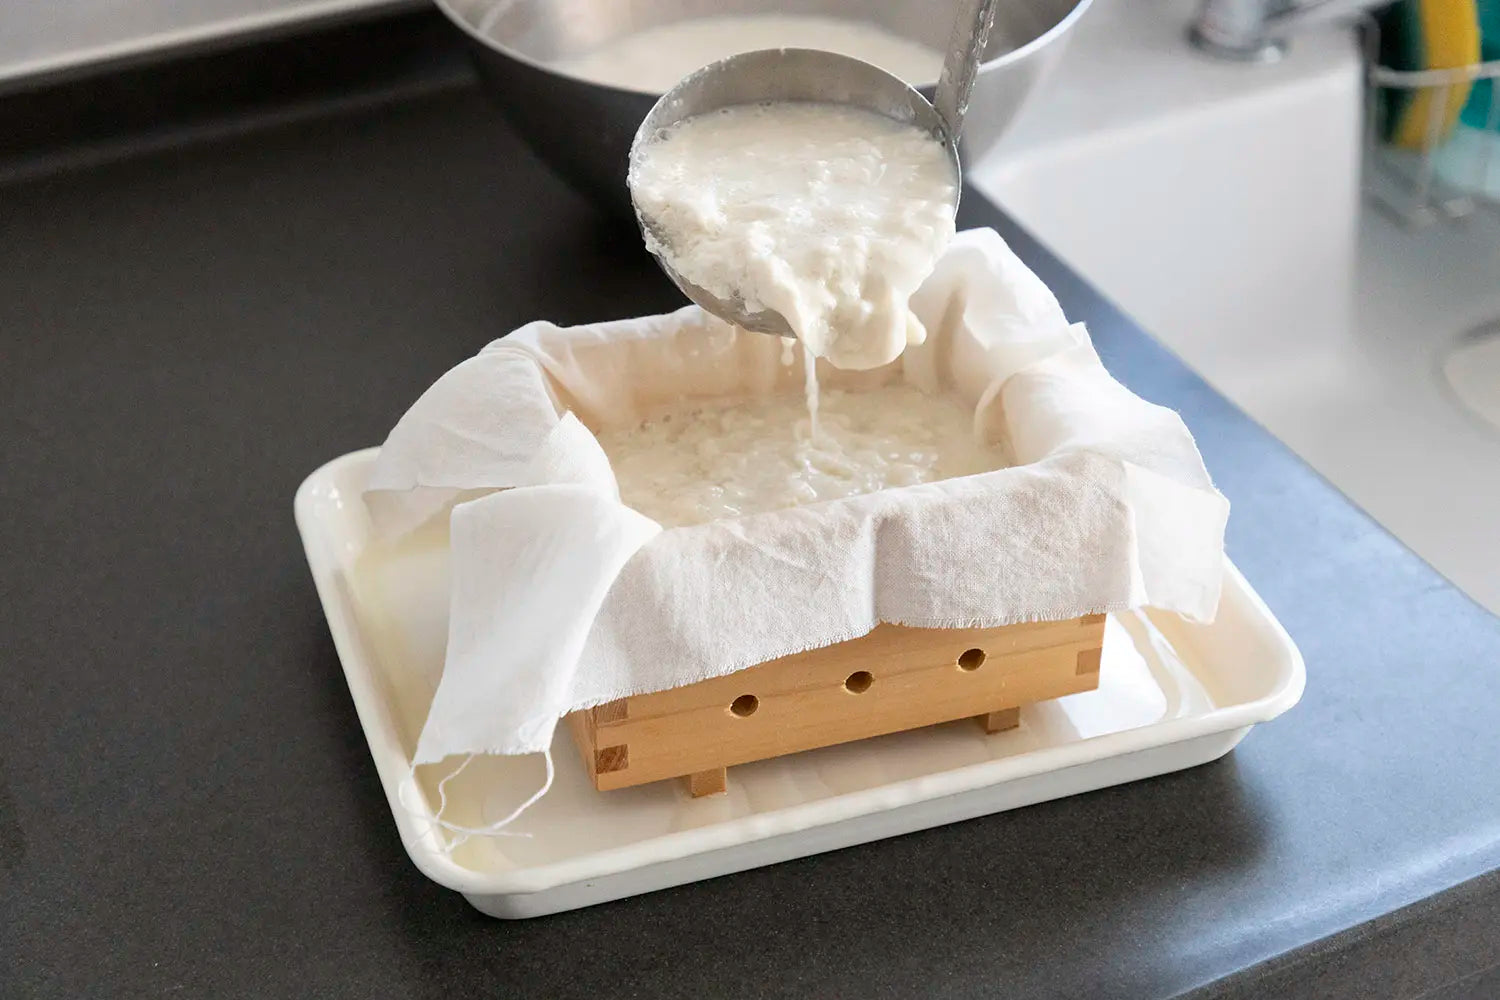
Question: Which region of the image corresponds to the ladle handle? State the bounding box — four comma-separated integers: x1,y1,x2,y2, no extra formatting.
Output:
934,0,1001,143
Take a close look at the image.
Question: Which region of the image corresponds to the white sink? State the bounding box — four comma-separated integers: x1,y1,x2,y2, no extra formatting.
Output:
971,0,1500,615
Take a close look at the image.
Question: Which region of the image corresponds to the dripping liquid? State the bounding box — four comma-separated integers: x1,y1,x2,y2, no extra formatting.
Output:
802,343,820,441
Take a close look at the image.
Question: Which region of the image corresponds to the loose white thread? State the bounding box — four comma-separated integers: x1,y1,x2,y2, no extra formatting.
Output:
398,748,556,852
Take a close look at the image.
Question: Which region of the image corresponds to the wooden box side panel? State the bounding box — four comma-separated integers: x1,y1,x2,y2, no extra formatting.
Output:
570,615,1105,791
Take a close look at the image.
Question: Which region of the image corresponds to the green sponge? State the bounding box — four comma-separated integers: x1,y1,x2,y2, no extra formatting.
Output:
1458,0,1497,128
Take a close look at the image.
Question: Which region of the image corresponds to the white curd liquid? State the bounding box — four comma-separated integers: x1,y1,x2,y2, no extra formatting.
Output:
595,385,1004,528
630,102,956,371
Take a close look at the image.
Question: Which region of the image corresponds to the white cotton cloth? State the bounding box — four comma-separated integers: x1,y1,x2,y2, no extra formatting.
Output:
364,228,1229,767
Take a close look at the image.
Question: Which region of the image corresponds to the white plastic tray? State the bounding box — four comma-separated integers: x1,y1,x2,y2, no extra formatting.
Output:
296,449,1305,919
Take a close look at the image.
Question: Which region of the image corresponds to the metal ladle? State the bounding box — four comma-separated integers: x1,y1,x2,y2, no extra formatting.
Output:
627,0,1001,336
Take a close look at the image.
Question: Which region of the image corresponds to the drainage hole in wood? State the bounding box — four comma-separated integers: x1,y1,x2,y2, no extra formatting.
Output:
844,670,874,694
958,648,986,671
729,694,759,717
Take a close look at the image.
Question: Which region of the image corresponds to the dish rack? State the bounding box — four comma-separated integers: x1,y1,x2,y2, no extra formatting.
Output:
1365,19,1500,226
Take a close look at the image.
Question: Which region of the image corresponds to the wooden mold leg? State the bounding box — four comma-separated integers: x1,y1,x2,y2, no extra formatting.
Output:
979,707,1021,734
686,767,728,798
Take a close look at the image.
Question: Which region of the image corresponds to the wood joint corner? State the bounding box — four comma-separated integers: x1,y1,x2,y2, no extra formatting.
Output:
1076,647,1102,675
593,699,628,725
596,744,629,774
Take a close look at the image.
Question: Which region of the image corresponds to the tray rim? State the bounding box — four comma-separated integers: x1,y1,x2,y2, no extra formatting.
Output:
295,448,1306,900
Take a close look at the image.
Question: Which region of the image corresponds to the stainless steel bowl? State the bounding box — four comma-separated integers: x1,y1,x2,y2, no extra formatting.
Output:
433,0,1093,215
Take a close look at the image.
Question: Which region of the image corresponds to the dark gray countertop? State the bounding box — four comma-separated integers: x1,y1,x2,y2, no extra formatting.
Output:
0,0,415,92
3,16,1499,999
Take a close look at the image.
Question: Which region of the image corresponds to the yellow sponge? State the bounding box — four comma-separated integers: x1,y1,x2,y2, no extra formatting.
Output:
1380,0,1482,149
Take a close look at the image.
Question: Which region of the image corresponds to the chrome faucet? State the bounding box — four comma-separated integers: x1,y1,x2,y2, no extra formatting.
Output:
1189,0,1386,61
